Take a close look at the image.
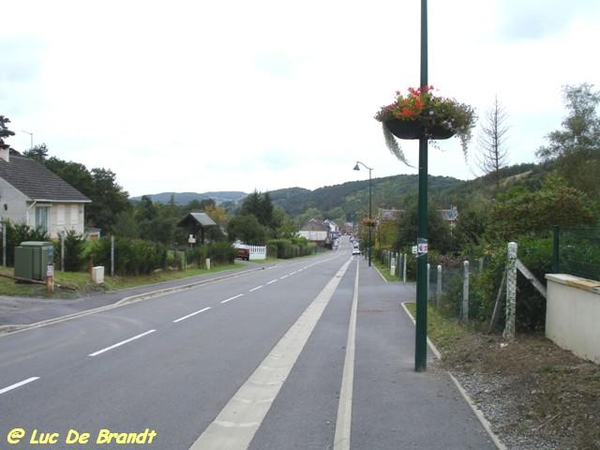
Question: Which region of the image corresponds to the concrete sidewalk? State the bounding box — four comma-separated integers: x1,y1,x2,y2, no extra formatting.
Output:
352,259,502,449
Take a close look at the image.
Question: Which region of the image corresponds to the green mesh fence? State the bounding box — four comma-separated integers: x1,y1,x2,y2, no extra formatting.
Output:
553,226,600,281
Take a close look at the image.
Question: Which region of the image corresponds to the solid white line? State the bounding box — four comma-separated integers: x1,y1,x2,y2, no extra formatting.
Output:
173,307,212,323
88,330,156,357
333,258,359,450
266,279,278,285
221,294,243,304
188,257,353,450
249,285,263,292
0,377,40,395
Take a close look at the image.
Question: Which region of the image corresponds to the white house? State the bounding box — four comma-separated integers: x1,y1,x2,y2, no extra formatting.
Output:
298,218,332,247
0,148,91,239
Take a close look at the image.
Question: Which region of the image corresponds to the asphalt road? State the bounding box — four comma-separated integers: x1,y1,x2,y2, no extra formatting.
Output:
0,238,500,450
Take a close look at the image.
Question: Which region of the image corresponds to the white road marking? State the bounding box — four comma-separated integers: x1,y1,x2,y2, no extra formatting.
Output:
0,377,40,395
279,275,289,280
221,294,244,304
334,258,359,450
266,279,278,285
173,307,212,323
188,257,353,450
249,285,263,292
88,330,156,357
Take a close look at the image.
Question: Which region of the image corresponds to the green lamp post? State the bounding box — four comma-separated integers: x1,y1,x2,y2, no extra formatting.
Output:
414,0,430,372
353,161,373,267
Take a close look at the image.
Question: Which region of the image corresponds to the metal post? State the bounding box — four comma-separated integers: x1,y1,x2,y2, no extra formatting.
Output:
22,130,33,150
1,222,5,267
414,0,429,372
462,260,469,321
60,232,65,272
504,242,517,341
353,161,373,267
436,264,442,306
368,167,372,267
111,235,115,277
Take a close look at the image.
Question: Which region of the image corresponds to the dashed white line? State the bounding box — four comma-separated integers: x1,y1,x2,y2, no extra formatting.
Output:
88,330,156,357
279,275,289,280
266,279,278,285
0,377,40,395
221,294,244,304
173,307,212,323
187,258,353,450
249,285,264,292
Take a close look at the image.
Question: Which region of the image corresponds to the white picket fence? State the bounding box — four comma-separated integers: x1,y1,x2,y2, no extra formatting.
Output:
235,243,267,261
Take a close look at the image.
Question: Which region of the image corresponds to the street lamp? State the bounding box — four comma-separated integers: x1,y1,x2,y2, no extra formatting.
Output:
22,130,33,150
353,161,373,267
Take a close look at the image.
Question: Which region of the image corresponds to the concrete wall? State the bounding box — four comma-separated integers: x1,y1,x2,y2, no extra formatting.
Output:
545,273,600,364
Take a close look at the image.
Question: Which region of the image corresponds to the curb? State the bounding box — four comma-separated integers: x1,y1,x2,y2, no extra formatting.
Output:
0,265,267,337
400,301,507,450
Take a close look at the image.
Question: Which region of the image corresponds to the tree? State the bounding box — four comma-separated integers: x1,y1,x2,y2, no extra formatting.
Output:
0,115,15,150
22,144,49,164
452,194,493,249
227,214,268,244
45,157,93,195
537,83,600,198
476,96,510,193
240,191,274,229
86,168,131,233
485,173,597,242
395,195,452,254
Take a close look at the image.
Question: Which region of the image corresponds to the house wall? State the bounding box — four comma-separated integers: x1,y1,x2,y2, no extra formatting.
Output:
48,203,86,238
0,179,29,224
298,230,328,242
545,273,600,364
0,180,86,239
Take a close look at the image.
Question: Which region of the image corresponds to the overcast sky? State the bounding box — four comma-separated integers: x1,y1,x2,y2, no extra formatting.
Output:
2,0,599,197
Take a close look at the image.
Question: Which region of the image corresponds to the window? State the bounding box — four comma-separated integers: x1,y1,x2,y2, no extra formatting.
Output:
57,205,65,225
70,204,79,225
35,206,50,233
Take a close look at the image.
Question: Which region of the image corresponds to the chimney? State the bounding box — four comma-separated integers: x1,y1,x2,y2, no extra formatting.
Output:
0,147,9,163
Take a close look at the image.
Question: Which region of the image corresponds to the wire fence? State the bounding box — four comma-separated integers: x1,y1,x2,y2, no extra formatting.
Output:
554,226,600,281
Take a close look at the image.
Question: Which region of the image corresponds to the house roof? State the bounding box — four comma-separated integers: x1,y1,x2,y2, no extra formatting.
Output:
0,155,91,203
300,218,329,232
178,212,217,228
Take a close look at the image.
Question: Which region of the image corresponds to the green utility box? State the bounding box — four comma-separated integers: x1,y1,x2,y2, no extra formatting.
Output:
14,241,55,281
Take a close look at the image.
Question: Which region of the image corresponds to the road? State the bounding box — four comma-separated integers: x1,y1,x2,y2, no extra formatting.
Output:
0,238,499,450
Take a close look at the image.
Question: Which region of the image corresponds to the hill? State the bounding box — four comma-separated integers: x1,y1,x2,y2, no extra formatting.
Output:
130,191,247,205
131,164,545,219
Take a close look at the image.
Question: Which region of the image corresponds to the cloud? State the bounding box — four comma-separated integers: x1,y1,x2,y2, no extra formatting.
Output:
496,0,600,40
1,0,599,198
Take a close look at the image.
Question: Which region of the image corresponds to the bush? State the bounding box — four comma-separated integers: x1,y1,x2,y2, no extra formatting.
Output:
0,221,49,266
62,230,86,271
87,237,167,276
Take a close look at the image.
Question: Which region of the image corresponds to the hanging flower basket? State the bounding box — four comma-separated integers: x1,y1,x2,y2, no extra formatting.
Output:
383,118,455,140
374,86,476,165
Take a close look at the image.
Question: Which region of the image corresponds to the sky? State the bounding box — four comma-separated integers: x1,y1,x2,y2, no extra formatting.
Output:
2,0,599,198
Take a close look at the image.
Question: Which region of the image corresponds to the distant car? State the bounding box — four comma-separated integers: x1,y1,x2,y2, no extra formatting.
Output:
352,247,361,255
236,247,250,261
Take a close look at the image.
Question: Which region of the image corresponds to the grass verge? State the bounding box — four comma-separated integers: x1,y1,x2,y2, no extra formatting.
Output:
0,263,245,298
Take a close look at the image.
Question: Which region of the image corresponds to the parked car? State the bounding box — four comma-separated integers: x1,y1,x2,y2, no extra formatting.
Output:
236,247,250,261
352,247,361,255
